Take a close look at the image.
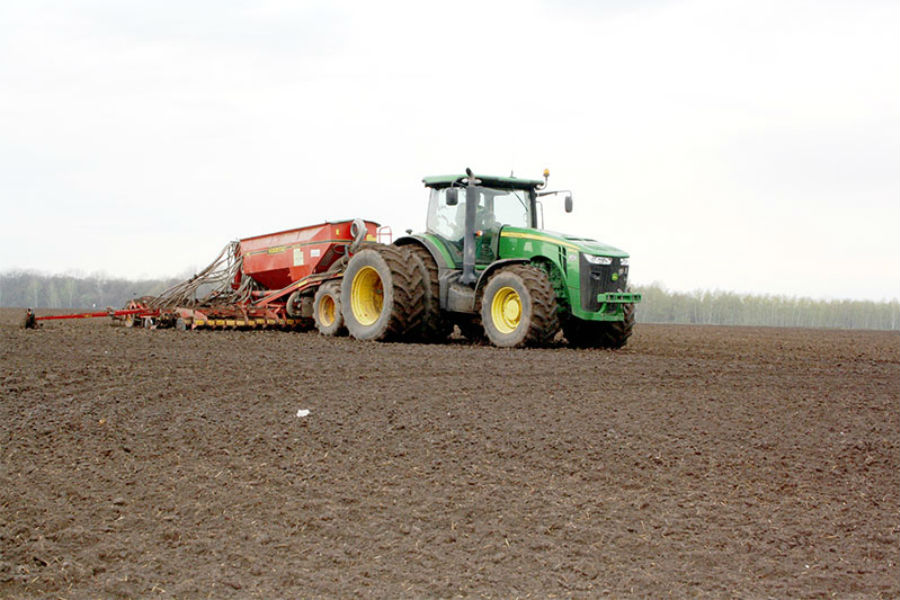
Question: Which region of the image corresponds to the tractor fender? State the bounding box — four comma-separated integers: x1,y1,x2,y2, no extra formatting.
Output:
473,258,530,299
394,235,452,269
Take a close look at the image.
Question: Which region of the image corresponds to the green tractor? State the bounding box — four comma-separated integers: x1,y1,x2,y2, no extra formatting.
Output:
315,169,641,348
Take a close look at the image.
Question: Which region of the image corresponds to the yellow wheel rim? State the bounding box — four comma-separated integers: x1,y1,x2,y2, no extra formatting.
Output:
318,294,336,326
491,286,522,334
351,266,383,326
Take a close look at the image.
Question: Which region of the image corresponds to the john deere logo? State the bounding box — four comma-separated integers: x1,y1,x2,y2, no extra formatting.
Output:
611,273,619,282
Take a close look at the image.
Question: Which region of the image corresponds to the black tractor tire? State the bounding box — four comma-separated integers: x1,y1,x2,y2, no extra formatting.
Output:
480,264,560,348
402,244,452,342
563,302,636,349
313,282,346,336
340,245,425,341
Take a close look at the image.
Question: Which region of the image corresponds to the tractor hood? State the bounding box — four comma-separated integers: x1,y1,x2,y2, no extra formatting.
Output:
500,227,630,258
556,232,630,258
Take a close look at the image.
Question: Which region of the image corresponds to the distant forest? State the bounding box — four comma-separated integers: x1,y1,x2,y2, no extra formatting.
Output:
636,283,899,331
0,271,183,312
1,271,898,331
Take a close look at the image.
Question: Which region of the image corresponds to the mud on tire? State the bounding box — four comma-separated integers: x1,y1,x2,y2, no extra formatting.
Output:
340,245,425,341
313,282,346,336
480,264,560,348
402,244,452,342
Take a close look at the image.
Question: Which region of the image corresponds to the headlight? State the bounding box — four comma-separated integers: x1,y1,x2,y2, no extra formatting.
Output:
584,254,612,265
620,258,629,266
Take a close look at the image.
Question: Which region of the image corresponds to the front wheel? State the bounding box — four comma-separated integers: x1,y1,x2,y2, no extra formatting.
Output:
480,264,560,348
563,303,635,349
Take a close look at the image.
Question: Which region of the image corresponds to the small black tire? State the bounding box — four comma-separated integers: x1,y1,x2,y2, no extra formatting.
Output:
563,303,636,349
313,282,346,336
340,245,425,341
480,264,560,348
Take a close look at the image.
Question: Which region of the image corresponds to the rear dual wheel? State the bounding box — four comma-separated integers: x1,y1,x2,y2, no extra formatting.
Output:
340,246,425,341
402,244,452,342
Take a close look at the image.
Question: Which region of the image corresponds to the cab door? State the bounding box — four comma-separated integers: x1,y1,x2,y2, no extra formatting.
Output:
473,191,501,266
475,188,532,264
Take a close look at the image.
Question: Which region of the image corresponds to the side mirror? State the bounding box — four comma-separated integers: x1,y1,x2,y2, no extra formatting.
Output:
446,188,459,206
564,193,573,213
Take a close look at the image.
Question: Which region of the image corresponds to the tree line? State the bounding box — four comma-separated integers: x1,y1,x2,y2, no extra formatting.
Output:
0,271,183,311
633,283,899,331
1,271,897,331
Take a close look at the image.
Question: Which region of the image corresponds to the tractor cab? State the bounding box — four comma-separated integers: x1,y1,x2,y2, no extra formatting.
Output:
423,173,542,271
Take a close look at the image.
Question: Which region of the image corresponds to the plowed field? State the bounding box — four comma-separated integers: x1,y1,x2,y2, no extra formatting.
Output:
1,309,898,598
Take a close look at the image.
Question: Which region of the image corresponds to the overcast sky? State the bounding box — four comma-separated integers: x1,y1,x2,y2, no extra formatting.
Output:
1,0,898,301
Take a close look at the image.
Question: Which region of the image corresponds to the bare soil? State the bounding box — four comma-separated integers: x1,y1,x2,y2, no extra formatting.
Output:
1,308,898,598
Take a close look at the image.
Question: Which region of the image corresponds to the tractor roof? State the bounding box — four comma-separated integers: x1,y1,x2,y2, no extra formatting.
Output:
422,174,544,190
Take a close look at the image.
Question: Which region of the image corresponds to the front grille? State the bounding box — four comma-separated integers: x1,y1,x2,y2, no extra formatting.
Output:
580,254,629,312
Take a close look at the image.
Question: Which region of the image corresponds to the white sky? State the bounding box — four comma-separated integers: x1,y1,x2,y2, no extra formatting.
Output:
1,0,898,301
